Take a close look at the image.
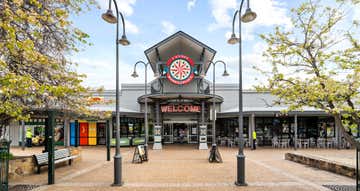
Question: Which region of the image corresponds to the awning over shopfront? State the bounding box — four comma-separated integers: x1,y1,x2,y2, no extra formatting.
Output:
221,106,327,116
137,93,224,104
89,105,139,113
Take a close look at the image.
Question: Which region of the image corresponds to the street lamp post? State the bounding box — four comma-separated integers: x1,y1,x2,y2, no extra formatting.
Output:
228,0,257,186
208,60,229,163
101,0,130,186
131,61,158,160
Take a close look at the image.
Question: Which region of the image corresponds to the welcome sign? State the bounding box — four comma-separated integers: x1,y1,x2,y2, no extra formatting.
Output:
161,104,201,113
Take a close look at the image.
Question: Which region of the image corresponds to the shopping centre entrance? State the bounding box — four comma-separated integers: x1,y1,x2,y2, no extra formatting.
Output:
163,121,198,144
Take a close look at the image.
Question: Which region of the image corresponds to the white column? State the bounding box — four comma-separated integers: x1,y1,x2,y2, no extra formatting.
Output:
64,118,70,147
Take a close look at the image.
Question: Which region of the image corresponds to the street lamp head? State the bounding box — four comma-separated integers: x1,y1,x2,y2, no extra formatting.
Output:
241,8,257,23
131,71,139,78
101,9,117,24
222,70,230,77
118,35,130,46
227,33,239,45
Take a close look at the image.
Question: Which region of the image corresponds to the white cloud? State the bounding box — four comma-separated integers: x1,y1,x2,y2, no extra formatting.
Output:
126,20,139,34
73,57,155,89
161,21,177,35
98,0,139,34
98,0,137,16
208,0,237,31
209,0,292,40
187,0,197,11
209,41,269,89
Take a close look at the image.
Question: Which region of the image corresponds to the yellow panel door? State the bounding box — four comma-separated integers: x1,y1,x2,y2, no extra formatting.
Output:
88,122,97,145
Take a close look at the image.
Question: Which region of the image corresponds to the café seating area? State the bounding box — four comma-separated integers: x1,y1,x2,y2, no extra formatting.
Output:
216,136,350,149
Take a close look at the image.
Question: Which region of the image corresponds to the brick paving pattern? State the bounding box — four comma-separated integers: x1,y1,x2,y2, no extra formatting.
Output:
9,145,356,191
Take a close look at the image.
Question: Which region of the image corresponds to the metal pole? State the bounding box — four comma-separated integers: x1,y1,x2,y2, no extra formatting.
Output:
201,101,205,125
113,0,123,186
212,64,216,146
46,110,55,185
106,119,111,161
357,148,359,190
236,0,246,186
144,64,149,158
74,120,79,147
294,114,298,150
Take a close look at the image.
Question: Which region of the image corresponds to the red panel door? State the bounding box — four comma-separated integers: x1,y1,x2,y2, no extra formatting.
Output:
79,122,89,146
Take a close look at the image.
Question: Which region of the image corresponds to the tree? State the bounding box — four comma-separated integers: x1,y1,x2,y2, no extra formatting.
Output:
257,0,360,148
0,0,100,137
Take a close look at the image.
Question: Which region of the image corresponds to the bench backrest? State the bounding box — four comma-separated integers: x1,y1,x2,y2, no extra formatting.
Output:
34,149,71,165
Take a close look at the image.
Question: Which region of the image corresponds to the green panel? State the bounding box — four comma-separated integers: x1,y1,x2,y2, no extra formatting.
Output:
132,137,145,146
111,138,130,146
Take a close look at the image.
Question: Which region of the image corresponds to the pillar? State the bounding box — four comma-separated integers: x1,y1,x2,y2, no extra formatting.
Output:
199,101,208,150
335,116,342,149
294,114,298,150
249,113,255,149
21,120,25,150
64,118,70,147
106,119,111,161
46,110,55,185
153,101,162,150
74,120,79,147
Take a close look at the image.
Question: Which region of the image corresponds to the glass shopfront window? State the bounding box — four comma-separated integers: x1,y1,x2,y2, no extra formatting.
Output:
298,117,318,138
112,117,144,138
317,117,335,138
216,117,249,138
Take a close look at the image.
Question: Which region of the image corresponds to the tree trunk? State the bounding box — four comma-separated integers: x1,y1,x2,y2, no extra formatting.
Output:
334,114,360,149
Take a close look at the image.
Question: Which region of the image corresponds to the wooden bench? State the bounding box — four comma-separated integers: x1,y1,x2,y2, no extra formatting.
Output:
33,148,78,174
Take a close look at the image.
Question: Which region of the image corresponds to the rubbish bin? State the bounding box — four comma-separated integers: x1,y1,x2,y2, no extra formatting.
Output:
0,139,11,191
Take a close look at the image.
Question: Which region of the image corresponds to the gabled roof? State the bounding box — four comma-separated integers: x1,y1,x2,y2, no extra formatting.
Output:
144,31,216,73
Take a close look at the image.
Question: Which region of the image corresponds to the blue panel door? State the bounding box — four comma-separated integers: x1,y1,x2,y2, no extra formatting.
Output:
70,122,76,146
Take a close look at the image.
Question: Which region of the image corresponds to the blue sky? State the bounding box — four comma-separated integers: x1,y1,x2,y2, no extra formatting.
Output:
69,0,357,90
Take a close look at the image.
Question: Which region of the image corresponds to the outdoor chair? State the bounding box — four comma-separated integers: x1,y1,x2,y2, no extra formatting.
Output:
317,138,325,148
302,139,309,148
309,138,316,148
227,138,234,147
280,139,289,148
272,137,279,148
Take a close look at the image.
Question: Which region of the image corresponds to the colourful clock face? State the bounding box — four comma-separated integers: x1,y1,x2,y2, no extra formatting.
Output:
166,55,194,85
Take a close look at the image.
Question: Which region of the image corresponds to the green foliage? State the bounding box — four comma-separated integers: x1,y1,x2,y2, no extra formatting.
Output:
258,0,360,147
0,0,102,134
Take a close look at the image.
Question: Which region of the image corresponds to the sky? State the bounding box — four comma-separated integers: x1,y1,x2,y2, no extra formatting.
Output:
69,0,358,90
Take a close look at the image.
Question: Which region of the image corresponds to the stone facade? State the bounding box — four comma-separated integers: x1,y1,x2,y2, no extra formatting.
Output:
285,152,355,178
9,147,81,180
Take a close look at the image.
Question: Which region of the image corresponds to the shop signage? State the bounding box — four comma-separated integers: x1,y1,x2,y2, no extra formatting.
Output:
166,54,195,85
161,104,201,113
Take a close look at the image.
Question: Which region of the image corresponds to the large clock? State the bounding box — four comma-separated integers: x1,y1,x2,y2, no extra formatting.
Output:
166,55,195,85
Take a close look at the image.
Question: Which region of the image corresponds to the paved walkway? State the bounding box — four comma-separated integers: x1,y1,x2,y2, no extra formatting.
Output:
9,145,355,191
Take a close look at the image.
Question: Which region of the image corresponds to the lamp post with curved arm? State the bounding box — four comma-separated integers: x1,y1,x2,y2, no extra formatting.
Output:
131,61,158,160
101,0,130,186
227,0,257,186
207,60,229,163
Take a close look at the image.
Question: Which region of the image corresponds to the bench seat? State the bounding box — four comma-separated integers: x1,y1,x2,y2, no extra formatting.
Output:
33,148,78,174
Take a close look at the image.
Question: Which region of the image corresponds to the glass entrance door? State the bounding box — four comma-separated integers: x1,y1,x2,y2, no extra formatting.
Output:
188,123,198,143
163,123,173,143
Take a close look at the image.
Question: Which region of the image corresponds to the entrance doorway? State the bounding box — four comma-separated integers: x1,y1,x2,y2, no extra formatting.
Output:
163,121,198,144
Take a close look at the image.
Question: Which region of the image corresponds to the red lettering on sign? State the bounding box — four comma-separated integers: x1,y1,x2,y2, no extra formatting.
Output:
160,104,200,113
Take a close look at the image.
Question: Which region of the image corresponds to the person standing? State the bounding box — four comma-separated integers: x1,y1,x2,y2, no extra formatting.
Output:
252,130,257,150
26,128,33,147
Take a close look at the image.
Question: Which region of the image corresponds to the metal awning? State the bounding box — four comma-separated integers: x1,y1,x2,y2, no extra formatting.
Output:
137,93,223,104
144,31,216,73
